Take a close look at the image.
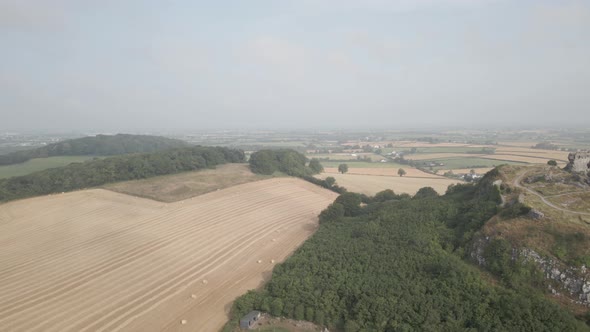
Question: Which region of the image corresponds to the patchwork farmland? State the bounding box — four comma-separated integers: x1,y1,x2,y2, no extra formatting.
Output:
0,178,337,332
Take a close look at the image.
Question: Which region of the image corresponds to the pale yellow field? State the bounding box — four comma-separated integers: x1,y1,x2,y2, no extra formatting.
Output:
494,147,569,161
403,153,482,161
0,178,337,332
448,168,493,175
394,141,486,148
481,154,565,164
307,153,382,161
342,141,485,148
319,173,461,196
323,167,442,178
497,141,538,147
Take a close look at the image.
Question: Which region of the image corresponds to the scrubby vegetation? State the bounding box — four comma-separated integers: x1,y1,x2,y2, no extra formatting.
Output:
0,134,189,166
227,171,588,331
0,146,244,202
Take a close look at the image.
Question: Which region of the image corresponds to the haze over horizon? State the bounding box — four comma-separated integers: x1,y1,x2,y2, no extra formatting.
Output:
1,0,589,131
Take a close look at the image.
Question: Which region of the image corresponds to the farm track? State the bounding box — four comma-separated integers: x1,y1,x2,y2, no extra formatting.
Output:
0,178,337,332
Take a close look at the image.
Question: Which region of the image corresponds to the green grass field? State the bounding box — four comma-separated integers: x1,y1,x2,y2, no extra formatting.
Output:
0,156,98,179
417,157,525,170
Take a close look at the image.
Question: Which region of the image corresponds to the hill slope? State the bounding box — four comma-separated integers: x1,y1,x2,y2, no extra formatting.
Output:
0,134,189,166
227,173,588,331
472,165,590,316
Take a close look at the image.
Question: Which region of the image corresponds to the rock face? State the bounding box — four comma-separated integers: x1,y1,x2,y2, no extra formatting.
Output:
471,238,590,306
528,209,544,220
567,152,590,174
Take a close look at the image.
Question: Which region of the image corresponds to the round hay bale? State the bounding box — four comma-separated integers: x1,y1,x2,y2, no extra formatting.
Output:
191,294,197,299
181,319,187,325
257,260,262,264
202,279,208,284
271,259,275,264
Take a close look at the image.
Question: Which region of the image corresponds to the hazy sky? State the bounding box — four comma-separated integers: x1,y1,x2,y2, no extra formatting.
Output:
1,0,589,131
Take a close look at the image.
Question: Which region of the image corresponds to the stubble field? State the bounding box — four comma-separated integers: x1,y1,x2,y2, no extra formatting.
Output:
317,173,460,195
0,178,337,332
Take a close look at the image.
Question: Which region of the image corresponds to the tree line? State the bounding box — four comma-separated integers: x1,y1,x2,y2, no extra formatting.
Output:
249,149,322,177
0,134,189,166
249,149,348,194
225,171,587,331
0,146,244,202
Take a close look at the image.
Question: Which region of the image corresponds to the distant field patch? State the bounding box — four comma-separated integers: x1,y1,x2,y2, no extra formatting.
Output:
420,157,525,170
494,147,569,162
449,168,494,175
0,156,97,179
318,173,460,196
394,141,486,148
105,163,270,202
498,141,538,148
481,154,564,164
323,167,442,178
320,161,403,168
405,153,482,161
414,147,493,154
307,153,381,161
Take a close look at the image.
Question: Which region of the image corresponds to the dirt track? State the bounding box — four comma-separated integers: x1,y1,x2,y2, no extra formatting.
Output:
0,178,337,332
513,170,590,217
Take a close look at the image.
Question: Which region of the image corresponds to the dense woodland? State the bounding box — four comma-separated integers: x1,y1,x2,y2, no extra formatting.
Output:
0,146,244,202
227,171,588,331
0,134,189,166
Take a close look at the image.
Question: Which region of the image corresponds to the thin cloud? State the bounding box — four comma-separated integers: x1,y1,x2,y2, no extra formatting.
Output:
0,0,66,31
532,1,590,28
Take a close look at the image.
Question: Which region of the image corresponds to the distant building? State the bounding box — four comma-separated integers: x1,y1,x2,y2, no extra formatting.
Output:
240,311,261,329
566,152,590,173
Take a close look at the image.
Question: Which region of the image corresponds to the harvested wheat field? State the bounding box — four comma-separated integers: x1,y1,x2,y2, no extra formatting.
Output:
403,153,483,161
323,167,440,178
493,147,569,162
0,178,337,332
481,154,565,164
318,173,460,196
448,168,494,175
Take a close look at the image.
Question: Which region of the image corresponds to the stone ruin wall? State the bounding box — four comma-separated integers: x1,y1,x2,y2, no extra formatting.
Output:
567,152,590,173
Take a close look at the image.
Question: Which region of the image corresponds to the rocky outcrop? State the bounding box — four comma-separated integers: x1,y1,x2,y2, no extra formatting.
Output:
527,209,544,220
519,248,590,304
471,237,590,305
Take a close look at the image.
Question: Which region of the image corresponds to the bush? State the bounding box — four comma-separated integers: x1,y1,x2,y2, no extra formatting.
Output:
334,193,362,217
319,203,345,223
414,186,439,199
